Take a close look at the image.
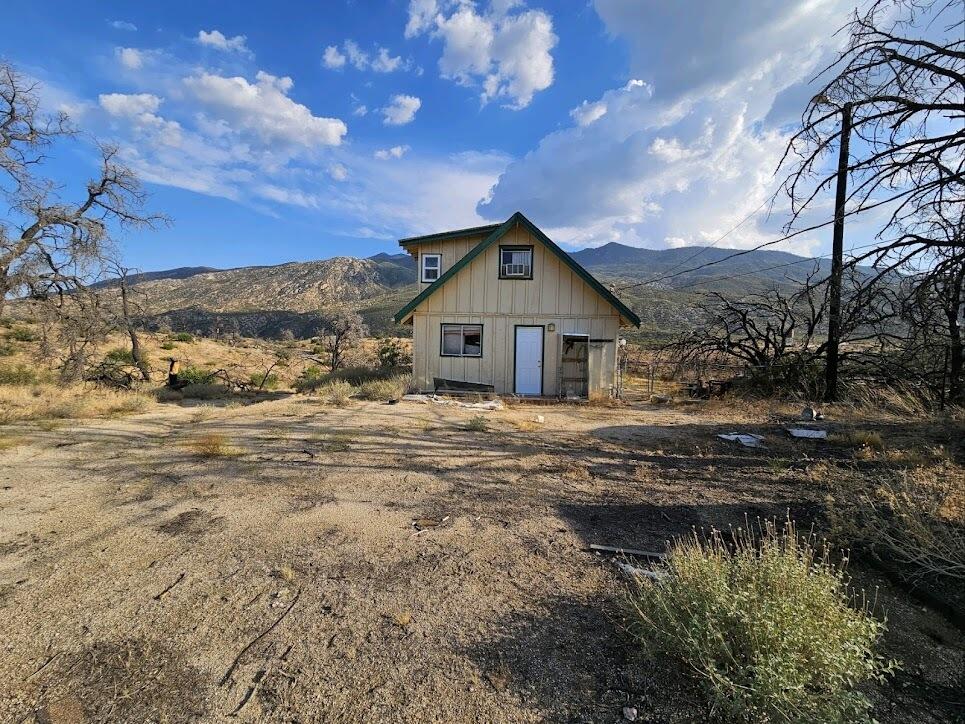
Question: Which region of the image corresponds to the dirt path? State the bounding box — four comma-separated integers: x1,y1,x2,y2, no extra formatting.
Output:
0,399,961,722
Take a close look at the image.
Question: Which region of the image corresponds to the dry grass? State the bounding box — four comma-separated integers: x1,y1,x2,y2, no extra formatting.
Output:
0,384,154,423
319,380,354,407
464,415,489,432
356,374,411,401
185,432,240,458
829,429,884,454
0,434,25,451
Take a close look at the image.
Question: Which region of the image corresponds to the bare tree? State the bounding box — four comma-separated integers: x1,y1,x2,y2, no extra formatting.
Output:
780,0,964,279
319,309,367,372
108,262,152,382
1,62,166,320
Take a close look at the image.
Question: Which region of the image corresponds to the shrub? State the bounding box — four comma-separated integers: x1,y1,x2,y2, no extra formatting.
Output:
9,326,37,342
155,387,184,402
104,347,135,364
171,332,194,343
186,433,239,458
328,366,394,386
465,415,489,432
377,338,411,368
177,365,216,385
0,365,37,385
0,341,14,357
630,520,893,722
320,380,354,406
357,374,411,401
180,383,229,400
160,341,176,350
249,372,281,390
829,429,884,452
293,365,326,392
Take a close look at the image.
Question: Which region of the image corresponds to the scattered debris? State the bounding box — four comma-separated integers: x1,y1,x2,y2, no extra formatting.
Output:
401,394,503,411
412,515,450,531
623,705,639,721
785,427,828,440
534,414,545,424
800,406,825,421
717,432,766,448
588,544,665,560
616,561,666,582
649,394,671,404
219,588,302,687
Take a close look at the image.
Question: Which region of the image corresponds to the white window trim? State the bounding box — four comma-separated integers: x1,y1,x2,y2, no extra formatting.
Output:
421,253,442,283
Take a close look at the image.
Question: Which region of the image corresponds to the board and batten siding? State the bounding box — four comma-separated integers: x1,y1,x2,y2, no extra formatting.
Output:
408,223,622,395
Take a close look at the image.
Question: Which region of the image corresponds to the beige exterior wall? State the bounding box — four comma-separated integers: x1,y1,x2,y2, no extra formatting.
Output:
406,223,624,396
405,232,490,288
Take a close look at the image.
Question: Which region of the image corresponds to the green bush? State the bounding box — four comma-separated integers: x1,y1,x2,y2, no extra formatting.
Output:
170,332,194,343
9,326,37,342
177,365,216,385
293,365,326,392
356,375,411,401
249,372,281,390
464,415,488,432
0,365,37,385
0,342,14,357
105,347,135,364
160,341,176,350
630,520,893,722
376,338,411,368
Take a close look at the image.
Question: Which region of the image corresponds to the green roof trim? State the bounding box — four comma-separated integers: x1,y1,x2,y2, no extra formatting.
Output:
398,222,501,247
393,212,641,327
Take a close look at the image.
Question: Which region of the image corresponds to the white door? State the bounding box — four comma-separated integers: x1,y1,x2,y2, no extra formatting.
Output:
514,327,543,395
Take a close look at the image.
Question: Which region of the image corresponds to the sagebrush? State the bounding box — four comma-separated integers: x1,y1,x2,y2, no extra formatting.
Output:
630,519,893,722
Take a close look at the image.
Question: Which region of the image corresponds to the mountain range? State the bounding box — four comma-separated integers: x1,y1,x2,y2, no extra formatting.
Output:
124,243,832,343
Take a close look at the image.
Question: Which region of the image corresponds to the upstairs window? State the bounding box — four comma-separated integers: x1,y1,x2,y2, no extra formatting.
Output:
421,253,442,283
441,324,482,357
499,246,533,279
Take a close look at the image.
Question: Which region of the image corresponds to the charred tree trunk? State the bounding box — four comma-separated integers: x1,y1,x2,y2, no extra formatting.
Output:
946,265,964,404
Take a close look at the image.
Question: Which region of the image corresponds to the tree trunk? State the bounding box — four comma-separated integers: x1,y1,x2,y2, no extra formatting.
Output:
946,266,964,404
119,275,151,382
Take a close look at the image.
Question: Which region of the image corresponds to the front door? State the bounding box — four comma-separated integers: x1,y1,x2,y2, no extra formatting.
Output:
514,326,543,395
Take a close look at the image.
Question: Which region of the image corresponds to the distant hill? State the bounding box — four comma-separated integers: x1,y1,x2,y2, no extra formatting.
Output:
123,243,834,343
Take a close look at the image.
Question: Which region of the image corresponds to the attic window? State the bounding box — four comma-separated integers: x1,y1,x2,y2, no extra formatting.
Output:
421,253,442,283
499,246,532,279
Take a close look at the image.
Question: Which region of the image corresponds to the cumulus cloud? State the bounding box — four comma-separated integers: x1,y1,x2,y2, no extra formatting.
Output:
99,93,182,146
323,40,407,73
322,45,346,69
183,71,347,147
115,47,145,70
479,0,855,253
406,0,556,109
381,94,421,125
374,145,410,160
197,30,252,56
569,100,607,127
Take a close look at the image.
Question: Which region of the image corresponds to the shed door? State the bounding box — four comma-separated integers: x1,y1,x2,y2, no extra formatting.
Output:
514,326,543,395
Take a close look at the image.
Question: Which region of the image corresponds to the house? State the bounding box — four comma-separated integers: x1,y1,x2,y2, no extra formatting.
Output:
393,212,641,398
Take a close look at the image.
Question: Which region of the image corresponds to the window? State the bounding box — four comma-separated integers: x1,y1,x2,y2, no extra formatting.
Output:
499,246,533,279
441,324,482,357
421,253,442,283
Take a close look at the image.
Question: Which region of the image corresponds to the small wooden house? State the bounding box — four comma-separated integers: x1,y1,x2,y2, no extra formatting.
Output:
394,212,641,398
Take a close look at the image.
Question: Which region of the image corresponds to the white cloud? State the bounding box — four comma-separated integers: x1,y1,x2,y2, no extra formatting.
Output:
99,93,182,147
109,20,137,31
329,163,348,181
570,100,607,127
99,92,161,117
197,29,252,56
322,45,346,69
381,94,421,126
374,145,410,160
324,40,406,73
479,0,856,254
115,47,145,71
352,104,368,117
406,0,557,109
183,71,347,147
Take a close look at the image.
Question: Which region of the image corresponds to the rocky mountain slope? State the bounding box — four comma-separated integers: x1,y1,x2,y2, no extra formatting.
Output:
126,244,830,342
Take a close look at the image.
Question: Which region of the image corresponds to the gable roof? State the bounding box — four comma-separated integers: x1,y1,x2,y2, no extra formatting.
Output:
393,211,641,327
399,222,501,247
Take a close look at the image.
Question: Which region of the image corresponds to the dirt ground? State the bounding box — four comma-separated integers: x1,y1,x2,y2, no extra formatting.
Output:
0,395,962,723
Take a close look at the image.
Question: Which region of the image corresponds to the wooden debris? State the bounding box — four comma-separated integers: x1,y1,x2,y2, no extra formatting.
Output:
412,515,450,531
152,572,186,601
220,588,301,687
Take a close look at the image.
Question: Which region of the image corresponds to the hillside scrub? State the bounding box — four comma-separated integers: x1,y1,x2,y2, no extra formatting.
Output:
630,520,893,722
0,384,154,422
356,375,411,401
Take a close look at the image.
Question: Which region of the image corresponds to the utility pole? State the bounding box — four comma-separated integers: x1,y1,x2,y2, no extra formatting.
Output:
824,101,852,403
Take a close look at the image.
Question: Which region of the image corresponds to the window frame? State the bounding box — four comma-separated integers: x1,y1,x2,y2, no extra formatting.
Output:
420,253,442,283
498,245,534,280
439,323,483,358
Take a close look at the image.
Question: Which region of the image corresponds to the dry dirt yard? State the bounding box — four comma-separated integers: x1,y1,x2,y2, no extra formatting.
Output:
0,395,962,723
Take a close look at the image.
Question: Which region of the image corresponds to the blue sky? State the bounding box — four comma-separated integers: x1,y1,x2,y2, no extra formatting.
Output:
5,0,882,272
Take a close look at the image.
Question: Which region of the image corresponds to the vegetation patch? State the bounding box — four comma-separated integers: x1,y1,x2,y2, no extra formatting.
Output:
464,415,489,432
356,374,411,401
186,432,240,458
0,365,38,385
630,520,894,722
